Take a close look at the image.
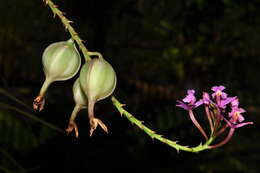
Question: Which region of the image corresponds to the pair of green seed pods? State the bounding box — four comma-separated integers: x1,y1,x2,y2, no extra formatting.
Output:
33,39,117,137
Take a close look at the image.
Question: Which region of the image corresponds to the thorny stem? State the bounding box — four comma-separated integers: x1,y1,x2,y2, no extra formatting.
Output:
44,0,91,61
112,96,213,152
43,0,215,152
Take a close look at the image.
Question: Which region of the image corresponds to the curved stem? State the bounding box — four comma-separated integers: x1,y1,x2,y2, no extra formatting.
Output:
0,148,25,173
208,128,235,148
88,51,104,60
0,166,11,173
189,110,208,141
112,96,213,152
0,102,65,134
214,125,227,137
0,88,32,111
205,106,214,135
39,77,52,96
69,104,83,121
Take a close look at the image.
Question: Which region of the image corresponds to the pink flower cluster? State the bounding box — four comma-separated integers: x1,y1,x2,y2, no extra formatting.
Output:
176,85,253,148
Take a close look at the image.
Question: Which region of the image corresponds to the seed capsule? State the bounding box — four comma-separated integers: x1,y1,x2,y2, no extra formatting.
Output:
79,58,117,136
66,78,87,138
33,39,81,111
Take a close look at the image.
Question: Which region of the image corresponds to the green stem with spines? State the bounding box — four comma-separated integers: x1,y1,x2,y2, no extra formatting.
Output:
44,0,91,61
43,0,215,152
112,96,214,152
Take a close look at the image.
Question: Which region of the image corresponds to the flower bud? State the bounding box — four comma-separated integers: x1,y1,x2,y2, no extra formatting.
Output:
33,39,81,111
66,78,87,138
79,58,116,136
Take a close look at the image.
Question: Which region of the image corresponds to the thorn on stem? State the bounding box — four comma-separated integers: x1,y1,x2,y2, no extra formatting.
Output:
120,103,126,107
68,20,74,24
43,0,48,6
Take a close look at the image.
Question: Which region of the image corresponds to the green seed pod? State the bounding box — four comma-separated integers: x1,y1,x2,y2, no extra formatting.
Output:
79,58,116,136
33,39,81,111
42,38,81,82
72,78,87,107
79,58,116,102
66,78,87,138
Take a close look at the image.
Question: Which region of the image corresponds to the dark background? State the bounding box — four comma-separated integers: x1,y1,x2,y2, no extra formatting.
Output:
0,0,259,173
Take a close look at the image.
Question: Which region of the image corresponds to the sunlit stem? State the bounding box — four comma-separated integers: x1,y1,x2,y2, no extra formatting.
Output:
188,110,208,140
208,128,235,148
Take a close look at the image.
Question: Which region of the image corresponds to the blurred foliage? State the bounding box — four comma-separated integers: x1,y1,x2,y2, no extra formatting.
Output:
0,0,260,173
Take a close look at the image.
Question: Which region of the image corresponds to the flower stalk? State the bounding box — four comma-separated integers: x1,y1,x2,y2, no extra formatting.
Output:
42,0,253,152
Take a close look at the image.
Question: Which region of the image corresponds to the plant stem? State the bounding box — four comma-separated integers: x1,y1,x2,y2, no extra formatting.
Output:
0,166,11,173
112,96,213,152
188,110,208,141
0,88,32,111
0,102,65,134
0,148,25,173
43,0,214,152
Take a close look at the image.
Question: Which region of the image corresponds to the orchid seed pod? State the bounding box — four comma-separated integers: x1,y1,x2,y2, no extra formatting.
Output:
66,78,87,138
33,38,81,111
79,58,117,136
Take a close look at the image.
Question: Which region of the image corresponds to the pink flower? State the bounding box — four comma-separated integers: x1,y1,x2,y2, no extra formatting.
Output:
226,107,253,128
176,90,203,110
211,85,227,99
